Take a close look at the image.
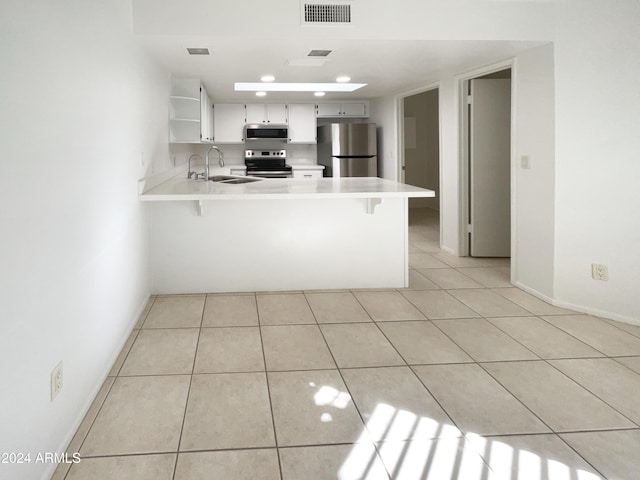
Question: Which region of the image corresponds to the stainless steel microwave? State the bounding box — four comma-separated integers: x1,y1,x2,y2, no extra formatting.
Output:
244,124,288,140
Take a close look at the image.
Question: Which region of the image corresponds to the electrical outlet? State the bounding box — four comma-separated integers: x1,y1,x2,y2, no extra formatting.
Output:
591,263,609,281
520,155,531,169
51,361,63,401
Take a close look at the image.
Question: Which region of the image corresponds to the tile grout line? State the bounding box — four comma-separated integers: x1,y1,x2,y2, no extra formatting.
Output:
468,313,639,438
541,358,640,430
357,310,465,439
61,379,119,480
554,434,609,479
443,287,536,318
396,287,484,322
472,355,640,440
371,267,560,438
484,315,605,359
474,361,556,434
171,295,207,480
301,291,394,480
255,292,285,480
73,425,640,460
427,315,542,363
536,316,613,358
600,317,640,341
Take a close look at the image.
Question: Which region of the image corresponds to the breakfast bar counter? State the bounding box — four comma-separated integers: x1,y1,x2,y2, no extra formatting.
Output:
140,173,435,294
140,175,435,201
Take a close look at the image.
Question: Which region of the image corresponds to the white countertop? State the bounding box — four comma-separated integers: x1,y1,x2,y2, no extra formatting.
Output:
140,174,435,201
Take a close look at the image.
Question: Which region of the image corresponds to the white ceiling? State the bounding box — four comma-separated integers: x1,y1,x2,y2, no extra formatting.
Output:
137,36,544,102
131,0,552,103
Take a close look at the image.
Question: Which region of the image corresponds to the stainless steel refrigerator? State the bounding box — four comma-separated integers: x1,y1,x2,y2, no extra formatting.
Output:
317,123,378,177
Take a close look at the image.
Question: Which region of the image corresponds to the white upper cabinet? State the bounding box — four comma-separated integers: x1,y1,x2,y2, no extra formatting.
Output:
213,104,246,143
316,101,369,118
246,103,288,125
169,77,213,143
287,104,317,144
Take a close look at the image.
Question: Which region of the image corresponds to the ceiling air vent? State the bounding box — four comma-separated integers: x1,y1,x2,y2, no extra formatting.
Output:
302,2,353,25
187,48,209,55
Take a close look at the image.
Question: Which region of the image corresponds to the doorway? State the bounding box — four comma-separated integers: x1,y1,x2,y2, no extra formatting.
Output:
463,68,512,257
402,88,441,251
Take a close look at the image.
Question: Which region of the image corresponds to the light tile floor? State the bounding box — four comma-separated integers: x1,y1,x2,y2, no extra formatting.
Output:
54,208,640,479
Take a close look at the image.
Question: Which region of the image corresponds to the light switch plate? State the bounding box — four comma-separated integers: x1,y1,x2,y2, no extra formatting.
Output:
520,155,531,169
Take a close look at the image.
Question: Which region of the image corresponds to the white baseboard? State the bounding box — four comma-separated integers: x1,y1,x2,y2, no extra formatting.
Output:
44,293,151,480
512,281,556,305
514,281,640,327
440,245,456,255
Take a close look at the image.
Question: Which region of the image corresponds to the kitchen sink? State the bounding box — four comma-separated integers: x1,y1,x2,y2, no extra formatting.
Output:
221,177,262,184
208,175,236,182
208,175,262,184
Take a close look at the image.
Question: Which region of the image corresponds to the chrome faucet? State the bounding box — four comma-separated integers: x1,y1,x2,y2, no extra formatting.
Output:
205,145,224,180
187,154,203,179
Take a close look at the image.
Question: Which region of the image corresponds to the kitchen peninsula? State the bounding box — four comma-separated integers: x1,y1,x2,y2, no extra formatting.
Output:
141,174,435,293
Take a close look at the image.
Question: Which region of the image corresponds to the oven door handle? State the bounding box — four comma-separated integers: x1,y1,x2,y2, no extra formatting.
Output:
247,171,292,178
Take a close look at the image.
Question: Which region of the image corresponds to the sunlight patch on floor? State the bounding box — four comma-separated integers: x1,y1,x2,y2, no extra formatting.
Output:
338,403,603,480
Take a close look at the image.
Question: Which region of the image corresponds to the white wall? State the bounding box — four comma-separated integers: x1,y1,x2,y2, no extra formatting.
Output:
513,44,556,300
369,0,640,323
369,96,399,181
552,0,640,322
438,78,462,255
0,1,169,479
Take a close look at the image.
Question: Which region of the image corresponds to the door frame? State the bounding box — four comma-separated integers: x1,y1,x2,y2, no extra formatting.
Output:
394,81,442,244
457,59,517,275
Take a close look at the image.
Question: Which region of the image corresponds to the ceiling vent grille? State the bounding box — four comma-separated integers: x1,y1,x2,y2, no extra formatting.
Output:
302,2,353,25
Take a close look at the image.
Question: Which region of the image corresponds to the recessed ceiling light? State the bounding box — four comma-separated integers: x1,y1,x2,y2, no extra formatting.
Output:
186,48,209,55
256,91,267,97
236,82,366,92
336,75,351,83
261,75,275,82
308,49,332,57
314,92,326,97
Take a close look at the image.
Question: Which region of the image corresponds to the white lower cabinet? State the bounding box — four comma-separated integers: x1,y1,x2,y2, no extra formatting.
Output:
292,166,324,179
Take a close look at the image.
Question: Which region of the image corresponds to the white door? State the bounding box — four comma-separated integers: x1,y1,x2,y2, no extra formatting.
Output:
469,79,511,257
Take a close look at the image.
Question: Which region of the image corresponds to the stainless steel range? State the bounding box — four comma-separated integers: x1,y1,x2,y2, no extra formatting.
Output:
244,149,292,178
